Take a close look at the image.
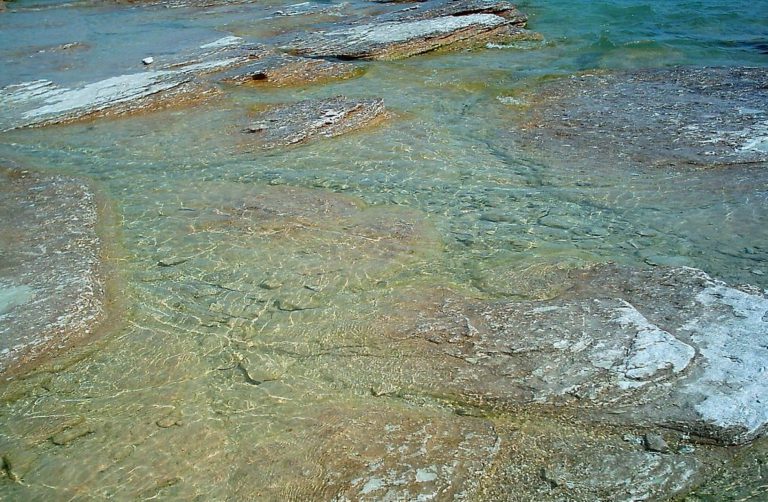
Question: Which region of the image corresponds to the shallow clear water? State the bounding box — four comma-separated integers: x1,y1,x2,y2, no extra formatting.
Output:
0,0,767,499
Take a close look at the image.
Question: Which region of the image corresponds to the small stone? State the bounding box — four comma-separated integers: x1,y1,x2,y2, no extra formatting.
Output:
643,433,670,453
156,417,181,428
142,57,154,65
51,423,94,445
259,279,282,290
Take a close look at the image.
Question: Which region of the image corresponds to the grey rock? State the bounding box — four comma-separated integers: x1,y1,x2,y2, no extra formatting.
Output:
644,433,670,453
244,96,387,149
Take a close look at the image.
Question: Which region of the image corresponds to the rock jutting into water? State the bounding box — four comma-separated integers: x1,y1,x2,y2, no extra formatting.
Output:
0,37,362,130
282,0,536,60
0,168,106,378
513,66,768,167
244,95,387,149
398,265,768,445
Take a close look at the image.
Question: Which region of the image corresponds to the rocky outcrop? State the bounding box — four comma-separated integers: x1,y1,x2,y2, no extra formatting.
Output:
244,96,387,149
513,67,768,167
401,265,768,445
0,37,362,130
283,0,535,60
220,52,361,87
0,168,105,377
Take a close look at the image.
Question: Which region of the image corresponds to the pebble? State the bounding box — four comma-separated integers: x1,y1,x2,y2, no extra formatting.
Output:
142,57,154,65
643,433,670,453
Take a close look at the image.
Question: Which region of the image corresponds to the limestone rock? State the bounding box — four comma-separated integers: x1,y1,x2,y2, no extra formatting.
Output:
220,52,361,87
0,37,259,131
244,95,387,149
515,67,768,167
407,265,768,445
283,0,534,60
0,168,105,377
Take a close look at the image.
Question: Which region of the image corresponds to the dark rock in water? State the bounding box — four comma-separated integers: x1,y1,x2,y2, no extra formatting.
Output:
244,95,387,149
282,0,535,60
219,52,362,87
402,265,768,445
0,168,105,377
514,67,768,167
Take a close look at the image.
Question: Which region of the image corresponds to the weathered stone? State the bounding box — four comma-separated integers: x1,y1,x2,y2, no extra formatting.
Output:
0,168,105,377
283,0,534,60
403,265,768,445
244,96,387,149
514,67,768,167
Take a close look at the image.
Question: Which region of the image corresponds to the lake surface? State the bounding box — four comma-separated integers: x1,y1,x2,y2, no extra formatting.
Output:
0,0,766,499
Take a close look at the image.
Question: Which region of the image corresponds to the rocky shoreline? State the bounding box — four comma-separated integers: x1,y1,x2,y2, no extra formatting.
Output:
0,0,766,500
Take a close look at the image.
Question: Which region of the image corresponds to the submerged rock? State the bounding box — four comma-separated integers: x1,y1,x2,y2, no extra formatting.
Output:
230,402,499,500
405,265,768,445
515,67,768,167
244,95,387,149
0,168,105,377
283,0,534,60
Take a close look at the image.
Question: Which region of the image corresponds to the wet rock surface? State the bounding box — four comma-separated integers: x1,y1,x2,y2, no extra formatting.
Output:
515,67,768,167
244,95,387,149
398,265,768,445
283,0,534,60
0,37,360,130
0,168,105,377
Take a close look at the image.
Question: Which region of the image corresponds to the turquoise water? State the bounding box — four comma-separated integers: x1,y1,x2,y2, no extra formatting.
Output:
0,0,767,499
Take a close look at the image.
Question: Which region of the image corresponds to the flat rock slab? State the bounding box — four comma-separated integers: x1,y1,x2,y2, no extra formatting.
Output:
283,0,533,60
0,36,255,131
0,168,105,377
244,95,387,149
230,402,499,500
516,67,768,167
0,36,360,130
220,52,361,87
407,265,768,445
